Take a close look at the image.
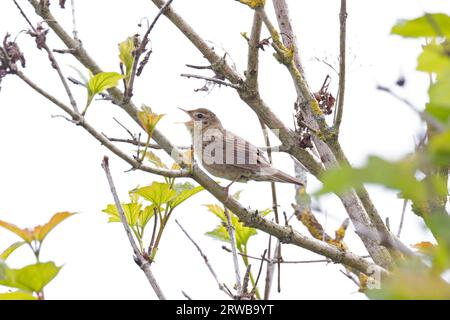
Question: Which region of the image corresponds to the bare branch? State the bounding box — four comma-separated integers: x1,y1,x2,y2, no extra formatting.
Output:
180,73,241,89
334,0,347,132
124,0,174,101
224,207,242,295
250,250,267,297
181,290,192,300
101,156,166,300
245,11,262,90
13,0,80,114
15,70,189,178
397,199,408,238
175,219,233,299
377,85,445,132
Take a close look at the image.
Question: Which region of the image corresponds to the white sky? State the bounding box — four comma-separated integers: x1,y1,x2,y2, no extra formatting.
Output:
0,0,448,300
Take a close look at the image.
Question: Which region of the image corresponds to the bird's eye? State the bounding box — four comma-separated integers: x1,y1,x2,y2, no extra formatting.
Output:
196,113,204,119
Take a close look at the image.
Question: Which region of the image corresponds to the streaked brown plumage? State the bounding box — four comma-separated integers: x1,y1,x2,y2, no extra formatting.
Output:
180,108,304,187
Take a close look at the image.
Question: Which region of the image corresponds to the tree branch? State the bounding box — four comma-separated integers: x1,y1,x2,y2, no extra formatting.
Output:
14,0,80,114
245,11,263,90
101,156,166,300
180,73,241,89
224,207,242,296
334,0,347,132
175,219,233,299
124,0,174,102
15,70,189,178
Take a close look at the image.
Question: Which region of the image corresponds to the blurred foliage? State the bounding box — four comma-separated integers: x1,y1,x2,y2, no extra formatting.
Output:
319,12,450,299
0,212,75,300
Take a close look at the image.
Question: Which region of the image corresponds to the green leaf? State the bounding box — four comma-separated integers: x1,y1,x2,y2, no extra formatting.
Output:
0,212,75,245
0,242,26,261
102,203,142,227
429,130,450,166
204,204,226,221
134,182,177,208
170,182,204,209
417,43,450,74
0,291,37,300
391,13,450,38
0,220,33,243
137,106,165,135
85,72,124,112
429,71,450,110
425,102,450,123
139,205,155,230
206,226,230,242
32,212,75,243
204,204,259,252
118,36,136,80
235,223,257,252
317,156,427,203
0,262,61,293
144,151,168,169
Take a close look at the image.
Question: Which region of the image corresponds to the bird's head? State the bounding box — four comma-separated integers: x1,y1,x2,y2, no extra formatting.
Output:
178,108,223,133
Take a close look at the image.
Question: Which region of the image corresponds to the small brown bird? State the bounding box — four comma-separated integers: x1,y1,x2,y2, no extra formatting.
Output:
179,108,304,190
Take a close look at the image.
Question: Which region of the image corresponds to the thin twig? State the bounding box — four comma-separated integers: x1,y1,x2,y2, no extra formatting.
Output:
250,250,267,298
340,269,360,287
70,0,79,40
148,208,158,256
222,246,331,264
124,0,174,101
101,156,166,300
175,219,233,298
377,85,445,132
241,264,252,297
13,0,80,114
180,73,241,89
334,0,347,131
263,236,274,300
185,63,213,70
104,135,194,150
181,290,192,300
224,207,242,295
397,199,408,238
15,70,188,178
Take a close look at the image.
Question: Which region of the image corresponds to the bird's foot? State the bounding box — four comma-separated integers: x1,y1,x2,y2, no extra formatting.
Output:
223,179,237,202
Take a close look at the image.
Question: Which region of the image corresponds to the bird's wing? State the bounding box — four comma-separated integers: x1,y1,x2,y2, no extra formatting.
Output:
223,131,271,170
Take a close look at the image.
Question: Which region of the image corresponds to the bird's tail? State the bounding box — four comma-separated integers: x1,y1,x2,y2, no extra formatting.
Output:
260,168,304,186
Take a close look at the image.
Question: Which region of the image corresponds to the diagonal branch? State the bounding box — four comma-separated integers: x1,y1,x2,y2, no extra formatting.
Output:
175,219,233,299
101,156,166,300
15,70,189,178
269,0,396,268
14,0,80,114
124,0,174,102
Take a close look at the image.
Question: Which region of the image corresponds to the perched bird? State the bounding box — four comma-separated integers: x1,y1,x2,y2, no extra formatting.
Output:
179,108,304,190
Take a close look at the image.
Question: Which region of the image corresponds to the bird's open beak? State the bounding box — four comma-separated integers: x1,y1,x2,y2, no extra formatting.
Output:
178,107,188,113
177,107,194,125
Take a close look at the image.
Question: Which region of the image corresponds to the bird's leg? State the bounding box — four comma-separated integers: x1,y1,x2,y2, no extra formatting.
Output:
223,178,238,202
